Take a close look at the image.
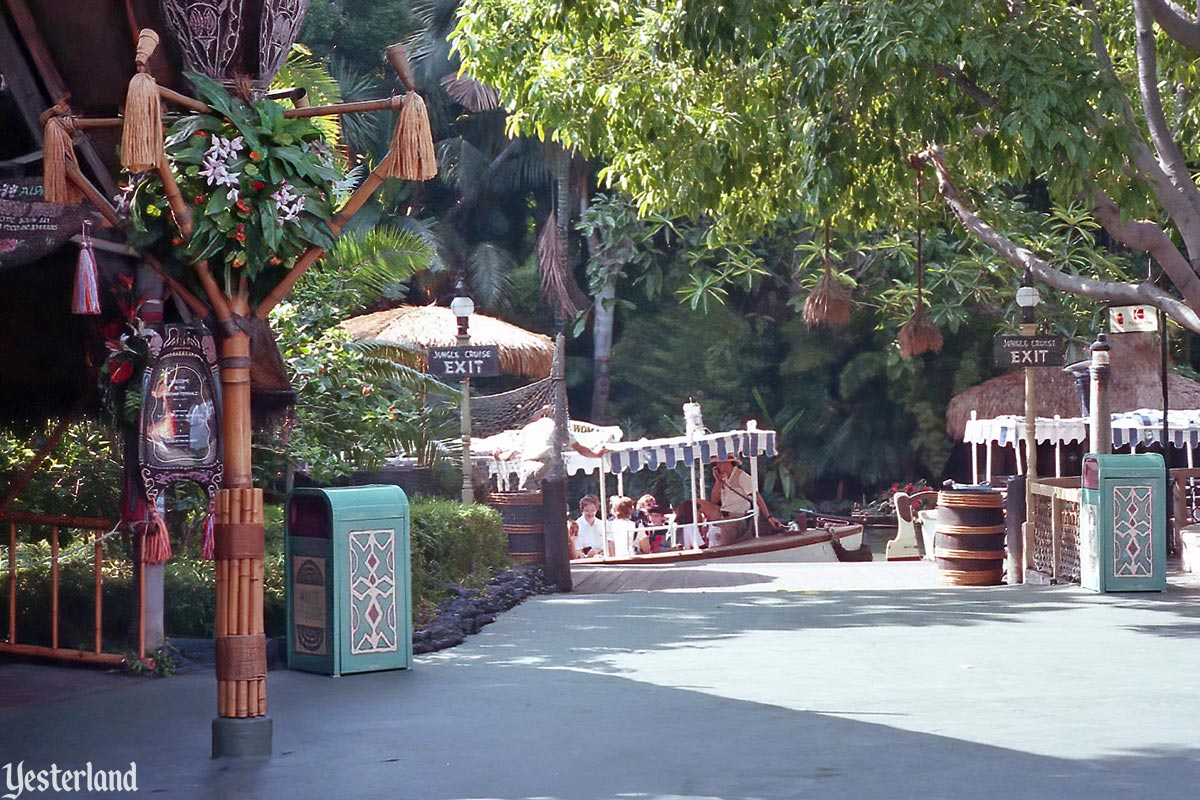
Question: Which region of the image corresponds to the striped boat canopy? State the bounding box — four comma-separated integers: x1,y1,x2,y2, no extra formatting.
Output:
567,428,778,475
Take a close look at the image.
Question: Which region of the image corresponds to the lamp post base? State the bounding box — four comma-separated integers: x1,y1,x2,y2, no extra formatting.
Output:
212,716,273,759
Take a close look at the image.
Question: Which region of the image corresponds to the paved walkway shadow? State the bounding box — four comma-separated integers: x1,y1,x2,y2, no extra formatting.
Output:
2,572,1200,799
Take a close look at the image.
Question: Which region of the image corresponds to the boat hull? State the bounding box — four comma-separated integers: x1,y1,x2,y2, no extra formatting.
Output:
571,524,864,566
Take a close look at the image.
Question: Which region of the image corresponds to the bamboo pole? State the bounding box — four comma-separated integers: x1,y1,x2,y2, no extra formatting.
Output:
63,162,122,227
255,170,384,318
93,530,102,654
0,642,125,666
8,523,15,644
50,526,58,650
137,546,146,658
141,255,210,320
193,261,236,324
239,557,251,637
236,677,248,718
157,85,211,114
157,154,193,239
283,96,402,119
215,555,227,713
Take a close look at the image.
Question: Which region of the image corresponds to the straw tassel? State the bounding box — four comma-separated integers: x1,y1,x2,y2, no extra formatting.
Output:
121,29,163,173
201,507,215,560
141,508,172,564
379,92,437,181
72,220,102,315
42,117,83,205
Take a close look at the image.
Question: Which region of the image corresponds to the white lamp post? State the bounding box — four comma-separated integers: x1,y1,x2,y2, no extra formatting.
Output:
450,281,475,504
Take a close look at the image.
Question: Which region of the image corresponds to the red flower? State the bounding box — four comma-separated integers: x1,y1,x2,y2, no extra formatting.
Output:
252,180,266,191
195,131,207,138
249,150,262,161
233,232,246,242
194,194,206,205
236,200,250,214
891,483,900,491
109,360,133,384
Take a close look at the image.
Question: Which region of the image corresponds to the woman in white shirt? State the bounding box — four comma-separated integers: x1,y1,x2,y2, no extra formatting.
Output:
608,496,637,557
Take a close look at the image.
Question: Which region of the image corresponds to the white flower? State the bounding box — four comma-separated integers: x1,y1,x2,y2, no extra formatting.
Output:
205,135,246,163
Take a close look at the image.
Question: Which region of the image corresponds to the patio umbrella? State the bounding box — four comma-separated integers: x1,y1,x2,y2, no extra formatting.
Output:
338,303,554,379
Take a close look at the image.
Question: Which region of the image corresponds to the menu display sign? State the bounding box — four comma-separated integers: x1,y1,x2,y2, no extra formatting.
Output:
0,178,88,269
139,325,223,505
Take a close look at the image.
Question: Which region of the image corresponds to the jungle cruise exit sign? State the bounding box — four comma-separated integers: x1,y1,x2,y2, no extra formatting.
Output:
427,345,501,378
993,334,1065,368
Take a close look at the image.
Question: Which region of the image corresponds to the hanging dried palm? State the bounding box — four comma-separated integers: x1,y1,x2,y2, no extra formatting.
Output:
803,220,852,328
537,211,580,319
897,165,943,358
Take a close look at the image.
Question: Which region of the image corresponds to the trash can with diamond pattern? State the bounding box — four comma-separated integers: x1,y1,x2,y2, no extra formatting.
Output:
285,485,412,675
1079,454,1166,592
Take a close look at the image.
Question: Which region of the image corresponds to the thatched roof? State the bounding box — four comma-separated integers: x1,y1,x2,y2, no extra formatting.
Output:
339,304,555,380
947,333,1200,439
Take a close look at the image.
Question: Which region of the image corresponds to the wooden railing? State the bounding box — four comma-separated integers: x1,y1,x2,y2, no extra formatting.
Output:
1,511,140,667
1030,467,1198,584
1029,477,1082,584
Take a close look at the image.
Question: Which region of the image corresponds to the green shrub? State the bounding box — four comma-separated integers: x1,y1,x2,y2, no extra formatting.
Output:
2,497,508,646
408,497,509,612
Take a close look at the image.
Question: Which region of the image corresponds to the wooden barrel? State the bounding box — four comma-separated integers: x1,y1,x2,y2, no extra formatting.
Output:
935,489,1006,586
487,491,545,564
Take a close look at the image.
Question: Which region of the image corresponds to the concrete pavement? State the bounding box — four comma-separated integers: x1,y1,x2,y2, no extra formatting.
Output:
3,561,1200,799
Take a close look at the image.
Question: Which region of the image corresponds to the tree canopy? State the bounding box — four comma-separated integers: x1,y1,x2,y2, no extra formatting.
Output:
453,0,1200,331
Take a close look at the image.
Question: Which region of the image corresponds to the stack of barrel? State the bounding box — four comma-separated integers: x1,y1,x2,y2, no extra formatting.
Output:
487,490,545,563
935,488,1006,586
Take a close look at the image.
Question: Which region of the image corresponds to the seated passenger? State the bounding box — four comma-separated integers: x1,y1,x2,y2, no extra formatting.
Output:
672,500,709,550
608,496,637,557
634,494,668,553
573,494,604,558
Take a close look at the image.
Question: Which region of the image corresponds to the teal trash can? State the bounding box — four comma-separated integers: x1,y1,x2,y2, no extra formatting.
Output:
285,485,413,675
1079,453,1167,592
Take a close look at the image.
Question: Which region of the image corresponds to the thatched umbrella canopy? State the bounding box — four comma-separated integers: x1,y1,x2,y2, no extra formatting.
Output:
947,334,1200,439
339,304,554,379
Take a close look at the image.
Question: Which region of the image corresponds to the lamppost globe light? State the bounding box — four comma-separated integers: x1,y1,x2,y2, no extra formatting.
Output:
450,294,475,319
1015,285,1040,309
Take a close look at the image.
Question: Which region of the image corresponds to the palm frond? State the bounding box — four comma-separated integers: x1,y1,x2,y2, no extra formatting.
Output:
273,52,344,146
346,340,456,395
436,137,491,193
493,139,552,194
326,225,437,302
468,242,516,309
440,73,500,112
329,58,391,159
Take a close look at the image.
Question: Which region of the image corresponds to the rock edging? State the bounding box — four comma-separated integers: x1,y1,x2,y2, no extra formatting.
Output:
413,565,557,654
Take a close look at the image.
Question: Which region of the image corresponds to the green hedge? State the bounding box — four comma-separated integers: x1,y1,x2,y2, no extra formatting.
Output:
1,496,509,645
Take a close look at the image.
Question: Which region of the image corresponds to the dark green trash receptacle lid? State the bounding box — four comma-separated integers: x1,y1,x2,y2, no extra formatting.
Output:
285,485,412,676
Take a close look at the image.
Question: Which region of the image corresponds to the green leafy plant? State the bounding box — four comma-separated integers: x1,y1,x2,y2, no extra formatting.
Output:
124,645,177,677
128,73,343,284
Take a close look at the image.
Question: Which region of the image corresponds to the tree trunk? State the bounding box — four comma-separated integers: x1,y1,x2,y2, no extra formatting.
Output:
591,277,616,422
